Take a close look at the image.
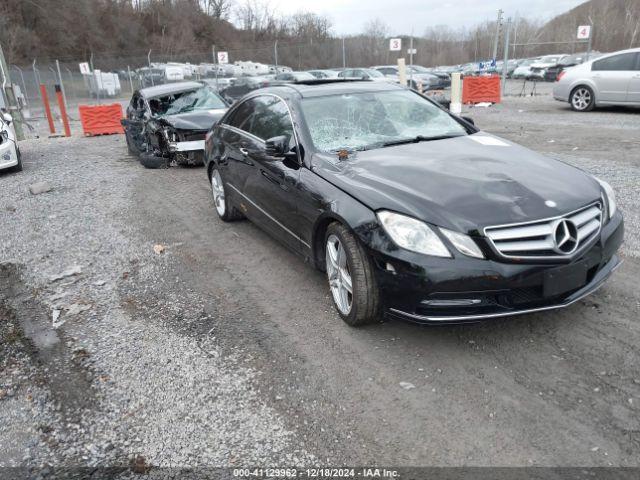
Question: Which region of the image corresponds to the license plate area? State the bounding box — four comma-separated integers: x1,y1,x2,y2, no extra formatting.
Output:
543,261,589,298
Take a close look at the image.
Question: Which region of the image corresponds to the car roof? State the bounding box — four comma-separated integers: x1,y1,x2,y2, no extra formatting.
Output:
139,81,203,98
260,80,405,98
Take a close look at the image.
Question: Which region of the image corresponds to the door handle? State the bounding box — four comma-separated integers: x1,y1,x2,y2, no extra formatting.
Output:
239,147,249,156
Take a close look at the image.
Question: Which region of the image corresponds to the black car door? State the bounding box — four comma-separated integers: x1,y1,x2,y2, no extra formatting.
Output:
217,98,260,195
123,94,147,152
239,95,305,253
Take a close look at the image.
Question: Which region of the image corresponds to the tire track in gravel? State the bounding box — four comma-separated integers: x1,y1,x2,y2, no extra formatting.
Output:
128,163,640,466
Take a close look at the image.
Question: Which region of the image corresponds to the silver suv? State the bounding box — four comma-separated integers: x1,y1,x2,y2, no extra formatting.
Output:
553,48,640,111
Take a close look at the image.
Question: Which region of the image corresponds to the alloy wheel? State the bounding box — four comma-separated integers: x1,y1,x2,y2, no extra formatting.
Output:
326,234,353,315
211,170,226,217
572,88,591,111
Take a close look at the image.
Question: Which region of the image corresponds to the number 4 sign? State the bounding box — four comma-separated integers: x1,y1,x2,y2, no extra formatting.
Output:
577,25,591,40
389,38,402,52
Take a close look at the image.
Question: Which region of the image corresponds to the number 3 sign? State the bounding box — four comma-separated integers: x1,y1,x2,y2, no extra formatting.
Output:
389,38,402,51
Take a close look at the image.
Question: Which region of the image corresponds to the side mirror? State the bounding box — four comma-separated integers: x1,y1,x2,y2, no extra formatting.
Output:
265,135,289,157
461,116,475,126
2,113,12,124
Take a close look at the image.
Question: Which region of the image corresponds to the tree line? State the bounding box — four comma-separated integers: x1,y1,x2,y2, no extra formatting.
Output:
1,0,638,69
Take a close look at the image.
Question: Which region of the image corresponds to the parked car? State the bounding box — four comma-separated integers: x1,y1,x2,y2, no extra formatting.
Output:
307,69,340,79
528,54,569,81
0,112,21,173
511,58,540,79
122,81,228,168
203,81,623,325
371,65,446,92
544,52,603,81
338,68,397,83
219,76,283,103
554,48,640,111
274,71,317,82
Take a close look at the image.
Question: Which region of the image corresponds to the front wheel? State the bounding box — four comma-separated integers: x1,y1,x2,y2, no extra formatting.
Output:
325,223,380,327
210,165,243,221
570,86,595,112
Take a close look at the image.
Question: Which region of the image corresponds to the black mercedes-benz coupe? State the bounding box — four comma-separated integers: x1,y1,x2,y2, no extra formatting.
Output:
203,80,623,326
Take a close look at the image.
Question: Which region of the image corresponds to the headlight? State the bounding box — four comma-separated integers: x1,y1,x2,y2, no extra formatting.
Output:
594,177,617,220
439,228,484,259
377,211,451,258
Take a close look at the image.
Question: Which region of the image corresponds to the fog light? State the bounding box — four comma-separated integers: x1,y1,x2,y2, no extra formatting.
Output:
1,152,10,161
421,299,482,306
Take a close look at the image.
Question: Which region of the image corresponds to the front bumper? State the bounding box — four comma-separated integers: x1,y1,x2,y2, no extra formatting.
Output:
0,139,19,170
373,213,624,324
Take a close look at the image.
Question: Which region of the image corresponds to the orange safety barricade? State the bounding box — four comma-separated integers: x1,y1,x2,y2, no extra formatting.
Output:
78,104,124,136
462,75,501,104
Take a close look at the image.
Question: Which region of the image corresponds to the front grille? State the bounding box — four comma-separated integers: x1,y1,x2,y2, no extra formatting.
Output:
484,202,602,260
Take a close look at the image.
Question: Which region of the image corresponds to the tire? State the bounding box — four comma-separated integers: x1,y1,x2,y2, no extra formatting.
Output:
11,147,23,172
209,165,244,221
325,222,381,327
139,152,169,169
570,85,595,112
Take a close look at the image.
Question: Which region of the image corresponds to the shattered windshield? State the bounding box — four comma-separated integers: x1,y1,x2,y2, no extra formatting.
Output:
157,87,226,116
301,90,467,152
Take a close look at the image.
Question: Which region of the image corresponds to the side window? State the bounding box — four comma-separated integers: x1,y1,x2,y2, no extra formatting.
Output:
248,96,294,142
224,98,258,132
592,53,638,71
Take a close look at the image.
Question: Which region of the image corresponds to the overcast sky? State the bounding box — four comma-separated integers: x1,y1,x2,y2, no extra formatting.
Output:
271,0,588,35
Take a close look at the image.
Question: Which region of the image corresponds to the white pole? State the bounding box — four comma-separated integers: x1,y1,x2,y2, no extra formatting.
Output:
450,72,462,115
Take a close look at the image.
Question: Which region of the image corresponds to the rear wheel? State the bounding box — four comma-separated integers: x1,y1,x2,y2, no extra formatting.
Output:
570,86,595,112
325,223,380,327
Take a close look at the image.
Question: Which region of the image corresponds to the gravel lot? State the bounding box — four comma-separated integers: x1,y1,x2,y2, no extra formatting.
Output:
1,81,639,474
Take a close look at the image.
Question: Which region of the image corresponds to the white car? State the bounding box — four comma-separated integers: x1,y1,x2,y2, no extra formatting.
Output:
528,54,569,81
0,113,21,172
553,48,640,111
511,58,540,79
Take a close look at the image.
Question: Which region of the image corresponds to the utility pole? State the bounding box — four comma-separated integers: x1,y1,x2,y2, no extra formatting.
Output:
501,18,512,91
342,37,346,68
212,45,219,89
492,9,504,60
409,29,414,87
274,40,278,68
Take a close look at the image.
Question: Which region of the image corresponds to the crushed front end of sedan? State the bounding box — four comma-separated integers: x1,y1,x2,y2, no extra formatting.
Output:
122,81,228,168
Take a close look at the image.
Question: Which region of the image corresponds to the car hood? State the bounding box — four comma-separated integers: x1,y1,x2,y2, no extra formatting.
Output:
311,133,601,234
160,108,227,131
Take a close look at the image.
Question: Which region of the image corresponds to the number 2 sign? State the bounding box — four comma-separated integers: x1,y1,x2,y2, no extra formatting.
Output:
389,38,402,52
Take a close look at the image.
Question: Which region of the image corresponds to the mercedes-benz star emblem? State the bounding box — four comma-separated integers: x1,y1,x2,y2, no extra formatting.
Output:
553,219,579,254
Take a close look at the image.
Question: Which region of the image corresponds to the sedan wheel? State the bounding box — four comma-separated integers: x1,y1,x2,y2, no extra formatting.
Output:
326,234,353,315
324,223,380,326
211,169,226,217
571,86,595,112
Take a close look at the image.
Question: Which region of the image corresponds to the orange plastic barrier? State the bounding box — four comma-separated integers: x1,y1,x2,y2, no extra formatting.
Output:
78,104,124,136
462,75,501,104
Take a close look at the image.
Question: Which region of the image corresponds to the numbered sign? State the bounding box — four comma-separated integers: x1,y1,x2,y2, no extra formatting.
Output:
79,62,91,75
217,51,229,64
389,38,402,52
577,25,591,40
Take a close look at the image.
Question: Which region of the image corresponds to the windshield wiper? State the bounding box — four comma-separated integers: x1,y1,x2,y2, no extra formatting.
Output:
381,134,464,147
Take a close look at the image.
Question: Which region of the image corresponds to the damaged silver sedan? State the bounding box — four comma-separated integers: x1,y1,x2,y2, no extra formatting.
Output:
122,81,229,168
